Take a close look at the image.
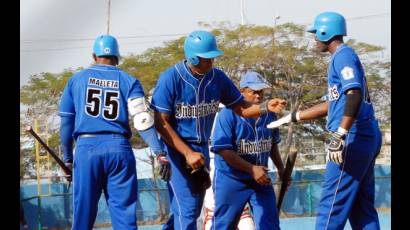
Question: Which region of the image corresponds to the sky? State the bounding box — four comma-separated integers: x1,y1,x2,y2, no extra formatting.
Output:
20,0,391,88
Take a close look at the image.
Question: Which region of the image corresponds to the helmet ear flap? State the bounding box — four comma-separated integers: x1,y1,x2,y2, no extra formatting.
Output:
188,56,199,66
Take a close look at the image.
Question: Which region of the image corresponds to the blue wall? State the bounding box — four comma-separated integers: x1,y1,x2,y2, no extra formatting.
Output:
20,165,390,229
278,164,391,216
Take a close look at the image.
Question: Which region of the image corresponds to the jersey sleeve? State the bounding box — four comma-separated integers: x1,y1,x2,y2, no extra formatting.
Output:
137,127,165,155
150,71,175,114
59,79,75,117
210,109,235,153
334,51,362,93
128,76,145,99
60,116,75,162
218,70,243,108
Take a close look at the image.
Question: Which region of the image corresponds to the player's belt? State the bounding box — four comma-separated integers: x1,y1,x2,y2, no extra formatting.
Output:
79,134,97,138
78,133,128,138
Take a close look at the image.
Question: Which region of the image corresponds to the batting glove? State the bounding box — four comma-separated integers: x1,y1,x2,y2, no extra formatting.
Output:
64,162,73,182
326,132,346,164
157,153,171,181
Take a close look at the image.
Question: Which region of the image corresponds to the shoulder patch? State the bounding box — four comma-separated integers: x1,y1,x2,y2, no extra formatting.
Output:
341,66,354,80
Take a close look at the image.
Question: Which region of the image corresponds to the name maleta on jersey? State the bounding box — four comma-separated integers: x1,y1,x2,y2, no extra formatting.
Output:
88,77,119,89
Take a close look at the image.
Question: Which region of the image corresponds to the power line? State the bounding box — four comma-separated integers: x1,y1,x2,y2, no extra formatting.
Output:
298,12,390,25
20,12,390,52
20,33,187,43
21,12,389,44
347,12,390,21
20,39,173,52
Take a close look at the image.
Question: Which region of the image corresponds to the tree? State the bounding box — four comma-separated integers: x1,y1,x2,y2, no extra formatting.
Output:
20,69,77,178
198,22,390,164
346,39,391,129
20,22,391,174
120,37,185,92
194,22,328,160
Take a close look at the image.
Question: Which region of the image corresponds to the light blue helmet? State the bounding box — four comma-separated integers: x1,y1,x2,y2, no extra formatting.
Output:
307,12,347,42
93,35,120,59
184,30,223,65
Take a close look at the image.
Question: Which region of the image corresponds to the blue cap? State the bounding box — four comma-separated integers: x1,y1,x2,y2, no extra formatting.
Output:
240,71,270,90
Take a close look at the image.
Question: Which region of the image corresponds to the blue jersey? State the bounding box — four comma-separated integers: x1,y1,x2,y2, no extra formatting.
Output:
327,44,375,134
59,64,144,138
150,60,243,144
210,108,281,180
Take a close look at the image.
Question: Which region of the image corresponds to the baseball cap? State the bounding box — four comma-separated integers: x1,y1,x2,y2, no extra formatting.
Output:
239,71,271,90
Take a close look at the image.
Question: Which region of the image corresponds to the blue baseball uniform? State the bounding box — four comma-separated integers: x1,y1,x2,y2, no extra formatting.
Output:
150,60,243,230
315,44,382,230
59,64,162,230
210,108,281,230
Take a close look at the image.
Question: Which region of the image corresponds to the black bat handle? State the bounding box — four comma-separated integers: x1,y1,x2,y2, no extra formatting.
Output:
277,150,297,210
26,126,72,176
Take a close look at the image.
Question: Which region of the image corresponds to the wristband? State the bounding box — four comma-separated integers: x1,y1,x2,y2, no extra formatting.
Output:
291,111,300,122
337,127,348,135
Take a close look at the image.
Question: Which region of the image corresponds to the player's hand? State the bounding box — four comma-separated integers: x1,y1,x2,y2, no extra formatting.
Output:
326,132,346,164
267,99,287,113
157,153,171,181
64,162,73,182
184,151,205,170
250,166,271,186
267,113,291,129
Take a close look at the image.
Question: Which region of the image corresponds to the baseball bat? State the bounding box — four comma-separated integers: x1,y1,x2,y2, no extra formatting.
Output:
25,126,72,176
276,148,298,211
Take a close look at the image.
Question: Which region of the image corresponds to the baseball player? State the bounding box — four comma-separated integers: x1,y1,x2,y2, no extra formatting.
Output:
150,30,287,230
210,71,286,230
59,34,169,230
203,103,256,230
267,12,382,230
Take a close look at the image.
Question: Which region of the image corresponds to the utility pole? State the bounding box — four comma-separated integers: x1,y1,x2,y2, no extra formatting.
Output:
273,15,281,40
106,0,111,34
274,15,281,27
240,0,245,25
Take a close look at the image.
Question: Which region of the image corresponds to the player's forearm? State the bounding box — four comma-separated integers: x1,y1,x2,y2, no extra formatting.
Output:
233,99,286,118
218,149,255,174
299,101,329,121
232,100,260,119
154,112,194,157
60,116,75,162
137,127,164,155
270,145,285,172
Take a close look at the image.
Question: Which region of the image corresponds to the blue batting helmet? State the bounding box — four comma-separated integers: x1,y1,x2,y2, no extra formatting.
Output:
93,35,120,59
307,12,347,42
184,30,223,65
